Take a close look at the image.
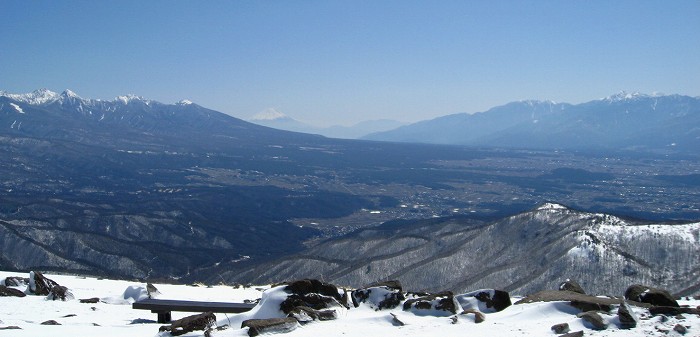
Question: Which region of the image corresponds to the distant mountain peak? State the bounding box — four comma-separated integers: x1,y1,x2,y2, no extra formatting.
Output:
177,99,193,105
251,108,291,121
61,89,81,99
535,202,569,211
601,91,654,102
115,94,148,105
1,88,60,105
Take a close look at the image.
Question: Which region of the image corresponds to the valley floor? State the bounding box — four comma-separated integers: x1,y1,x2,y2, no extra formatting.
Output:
0,271,697,337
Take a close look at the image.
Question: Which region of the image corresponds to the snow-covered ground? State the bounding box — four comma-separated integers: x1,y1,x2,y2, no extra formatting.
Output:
1,271,697,337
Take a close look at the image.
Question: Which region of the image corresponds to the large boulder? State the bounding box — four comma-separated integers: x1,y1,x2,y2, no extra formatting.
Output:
351,280,405,310
286,306,337,323
279,279,347,315
624,284,679,307
0,285,26,297
515,290,648,312
28,271,60,296
559,279,586,294
159,312,216,336
455,289,511,313
403,291,458,316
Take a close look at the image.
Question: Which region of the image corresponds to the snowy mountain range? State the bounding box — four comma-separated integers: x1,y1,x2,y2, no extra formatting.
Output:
217,203,699,297
364,92,700,154
249,108,405,139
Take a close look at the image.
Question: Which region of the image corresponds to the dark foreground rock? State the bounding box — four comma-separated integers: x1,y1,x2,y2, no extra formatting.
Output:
80,297,100,303
280,279,347,315
515,290,650,310
351,280,405,310
617,301,638,329
4,276,29,287
40,320,61,325
559,279,586,294
649,306,700,316
47,285,74,301
28,271,60,296
560,331,584,337
624,284,679,307
241,318,298,337
159,312,216,336
403,291,458,316
577,311,607,330
286,306,338,322
551,322,570,334
0,285,26,297
460,308,485,323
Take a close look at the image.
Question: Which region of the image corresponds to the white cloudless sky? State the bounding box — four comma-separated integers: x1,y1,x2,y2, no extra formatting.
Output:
1,0,698,126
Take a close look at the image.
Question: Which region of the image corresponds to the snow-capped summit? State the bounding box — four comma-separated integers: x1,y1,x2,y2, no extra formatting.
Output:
536,202,568,211
1,88,60,105
250,108,289,121
601,91,650,102
115,94,148,105
177,99,193,105
61,89,81,99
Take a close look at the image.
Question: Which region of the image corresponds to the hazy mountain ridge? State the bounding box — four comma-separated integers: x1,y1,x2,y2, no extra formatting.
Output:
364,92,700,153
249,108,405,139
219,203,700,296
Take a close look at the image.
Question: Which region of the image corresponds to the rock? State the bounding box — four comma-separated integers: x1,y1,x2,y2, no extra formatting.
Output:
351,280,405,310
673,324,688,335
551,322,570,334
515,290,649,311
455,289,511,313
0,326,22,330
617,301,638,329
146,283,160,298
40,320,61,325
389,313,405,326
624,284,679,307
403,291,458,316
4,276,29,287
159,312,216,336
560,331,584,337
47,285,74,301
0,285,26,297
80,297,100,303
577,311,607,330
286,306,337,322
649,306,700,316
241,318,298,337
559,279,586,294
279,279,347,314
28,271,60,296
460,308,485,323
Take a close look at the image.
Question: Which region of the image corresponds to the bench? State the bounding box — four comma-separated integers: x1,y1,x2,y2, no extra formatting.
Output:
132,298,256,323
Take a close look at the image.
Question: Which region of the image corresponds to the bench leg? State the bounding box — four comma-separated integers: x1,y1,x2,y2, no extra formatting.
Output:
157,311,172,324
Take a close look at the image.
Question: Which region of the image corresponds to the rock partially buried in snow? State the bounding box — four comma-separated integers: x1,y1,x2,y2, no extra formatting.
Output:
403,291,458,316
28,271,60,296
455,289,511,313
286,306,338,322
617,300,638,329
560,331,584,337
279,279,347,314
577,311,607,330
159,312,216,336
625,284,679,307
3,276,29,287
351,280,405,310
460,308,485,323
0,285,26,297
551,322,570,334
47,285,74,301
242,317,298,337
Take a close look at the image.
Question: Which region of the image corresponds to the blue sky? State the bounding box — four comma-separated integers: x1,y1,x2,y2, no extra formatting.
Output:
1,0,698,126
